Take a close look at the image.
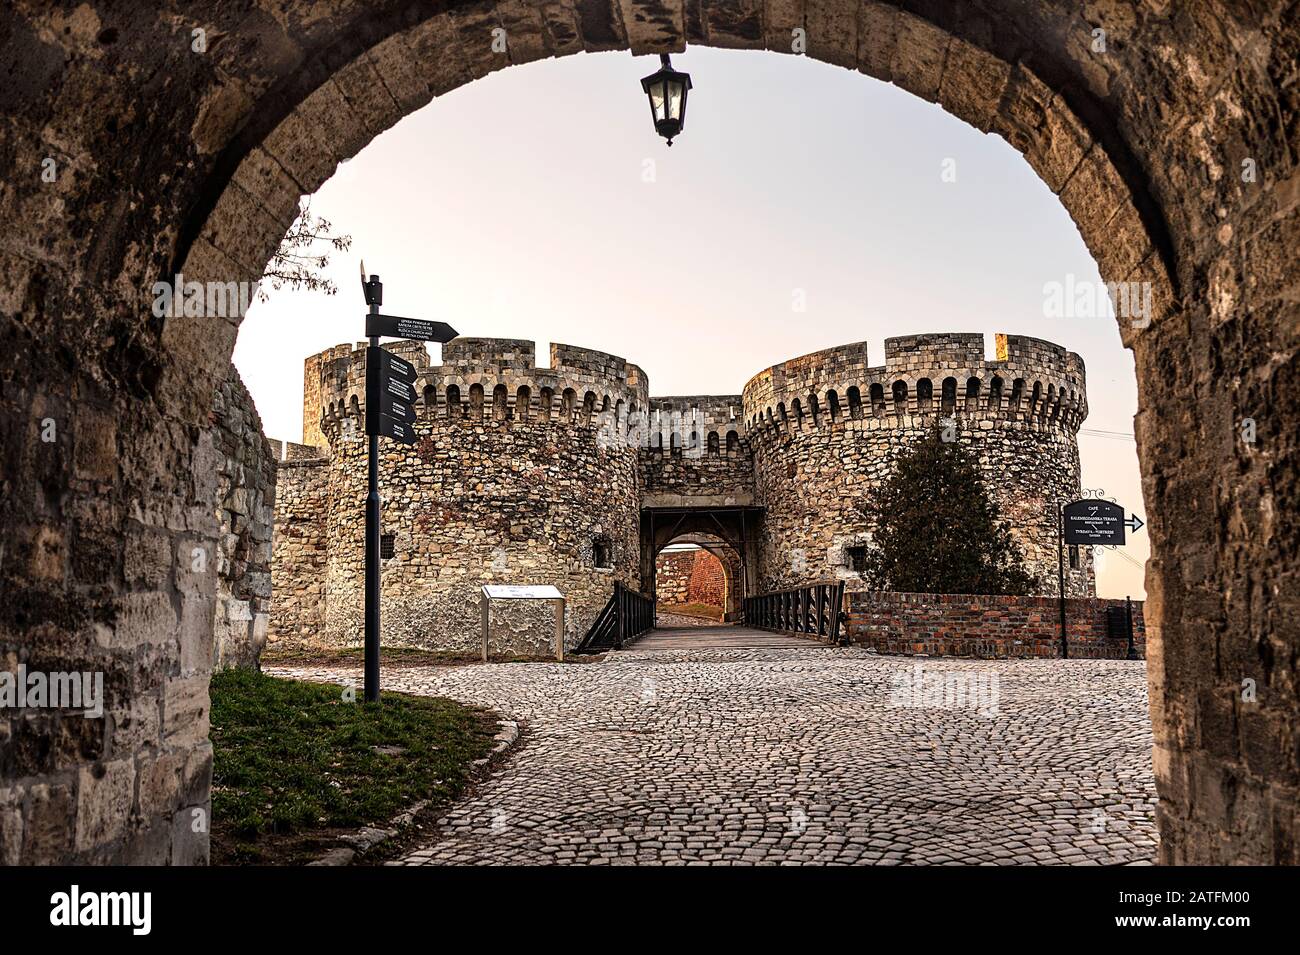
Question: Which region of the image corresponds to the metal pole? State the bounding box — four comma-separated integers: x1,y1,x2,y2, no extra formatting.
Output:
1125,595,1137,660
1058,502,1068,659
364,289,381,703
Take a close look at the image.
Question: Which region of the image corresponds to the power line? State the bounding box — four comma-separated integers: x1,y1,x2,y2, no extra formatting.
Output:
1080,428,1136,441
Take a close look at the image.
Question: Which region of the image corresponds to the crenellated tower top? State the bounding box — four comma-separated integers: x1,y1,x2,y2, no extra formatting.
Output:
741,332,1087,437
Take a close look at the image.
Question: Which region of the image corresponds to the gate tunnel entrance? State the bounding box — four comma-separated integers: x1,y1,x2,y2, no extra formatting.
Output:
640,506,764,624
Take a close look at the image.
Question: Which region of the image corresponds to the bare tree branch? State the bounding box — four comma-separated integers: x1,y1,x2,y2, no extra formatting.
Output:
259,197,353,301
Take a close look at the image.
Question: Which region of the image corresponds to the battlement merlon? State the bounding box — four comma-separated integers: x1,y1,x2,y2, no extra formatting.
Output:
648,396,747,435
741,333,1088,429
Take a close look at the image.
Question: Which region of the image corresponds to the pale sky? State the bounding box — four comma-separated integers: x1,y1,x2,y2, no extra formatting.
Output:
233,47,1149,598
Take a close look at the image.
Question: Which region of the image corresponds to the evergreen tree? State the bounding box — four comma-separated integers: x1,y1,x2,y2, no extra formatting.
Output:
858,424,1040,595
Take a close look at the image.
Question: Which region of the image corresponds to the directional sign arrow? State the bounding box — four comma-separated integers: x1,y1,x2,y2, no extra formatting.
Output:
365,313,458,343
371,412,417,445
1125,514,1145,533
366,346,418,404
366,395,416,437
376,348,417,383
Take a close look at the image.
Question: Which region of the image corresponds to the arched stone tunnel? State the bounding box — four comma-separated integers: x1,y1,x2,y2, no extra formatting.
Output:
0,1,1295,864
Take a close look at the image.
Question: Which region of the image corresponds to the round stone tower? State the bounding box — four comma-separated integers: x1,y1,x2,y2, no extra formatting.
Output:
741,333,1094,597
306,337,649,652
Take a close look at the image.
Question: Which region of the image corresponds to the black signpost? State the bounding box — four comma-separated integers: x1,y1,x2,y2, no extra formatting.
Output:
1058,497,1145,660
361,270,457,703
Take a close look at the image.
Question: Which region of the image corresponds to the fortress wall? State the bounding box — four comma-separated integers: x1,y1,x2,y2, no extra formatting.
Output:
293,338,645,652
640,395,754,505
269,457,330,644
273,332,1096,652
210,367,276,669
742,335,1093,597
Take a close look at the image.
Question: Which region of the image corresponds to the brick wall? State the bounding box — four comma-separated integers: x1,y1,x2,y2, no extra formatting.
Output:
656,548,725,608
843,591,1145,659
688,551,725,606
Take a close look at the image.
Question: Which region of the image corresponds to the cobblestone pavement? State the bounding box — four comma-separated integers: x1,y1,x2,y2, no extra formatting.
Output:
268,644,1158,865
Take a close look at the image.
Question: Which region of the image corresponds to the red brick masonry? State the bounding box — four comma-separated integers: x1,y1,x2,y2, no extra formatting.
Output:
843,591,1145,659
656,549,725,608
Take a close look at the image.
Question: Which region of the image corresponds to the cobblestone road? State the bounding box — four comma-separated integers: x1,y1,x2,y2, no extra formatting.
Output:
270,643,1157,865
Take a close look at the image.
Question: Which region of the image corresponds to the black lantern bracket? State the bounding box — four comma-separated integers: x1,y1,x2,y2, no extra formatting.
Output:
640,53,693,147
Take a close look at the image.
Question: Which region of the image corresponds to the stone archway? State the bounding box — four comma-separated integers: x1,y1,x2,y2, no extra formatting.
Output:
654,532,746,622
2,3,1295,865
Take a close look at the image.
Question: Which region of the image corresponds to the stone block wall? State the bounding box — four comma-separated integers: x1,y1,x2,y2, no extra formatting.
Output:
640,395,755,506
742,334,1094,598
270,455,329,644
275,338,647,652
210,367,276,669
843,591,1146,659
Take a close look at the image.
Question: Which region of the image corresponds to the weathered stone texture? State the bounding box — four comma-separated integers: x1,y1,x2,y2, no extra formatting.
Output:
743,334,1095,597
210,366,276,670
272,339,647,652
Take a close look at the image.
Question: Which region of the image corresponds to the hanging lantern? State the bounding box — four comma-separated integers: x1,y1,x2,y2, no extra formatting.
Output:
640,54,692,146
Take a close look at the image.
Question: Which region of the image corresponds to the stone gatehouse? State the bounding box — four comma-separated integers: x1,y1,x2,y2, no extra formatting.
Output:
270,331,1093,654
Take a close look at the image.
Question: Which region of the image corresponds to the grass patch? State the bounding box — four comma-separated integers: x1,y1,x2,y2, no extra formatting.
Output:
260,644,602,667
210,668,497,865
659,602,725,621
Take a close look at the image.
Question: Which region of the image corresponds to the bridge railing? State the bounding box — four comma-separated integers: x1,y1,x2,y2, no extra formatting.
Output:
574,582,656,653
744,582,848,644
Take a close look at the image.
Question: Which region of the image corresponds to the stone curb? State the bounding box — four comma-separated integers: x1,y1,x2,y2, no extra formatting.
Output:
307,718,523,866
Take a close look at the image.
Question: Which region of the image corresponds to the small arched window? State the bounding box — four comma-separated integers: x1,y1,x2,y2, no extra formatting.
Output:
941,377,957,416
869,382,886,416
493,384,509,421
707,431,720,455
469,384,485,421
516,385,532,422
965,377,981,412
917,378,933,412
988,376,1004,411
445,384,461,418
422,384,436,420
891,381,907,415
725,429,739,454
847,386,862,419
538,387,553,422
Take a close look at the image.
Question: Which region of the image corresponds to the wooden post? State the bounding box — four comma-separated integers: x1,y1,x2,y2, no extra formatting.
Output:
481,590,490,663
554,597,565,661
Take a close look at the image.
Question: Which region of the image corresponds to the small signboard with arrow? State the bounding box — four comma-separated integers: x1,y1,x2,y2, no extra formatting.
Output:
365,312,458,344
1064,499,1130,545
1056,497,1145,659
